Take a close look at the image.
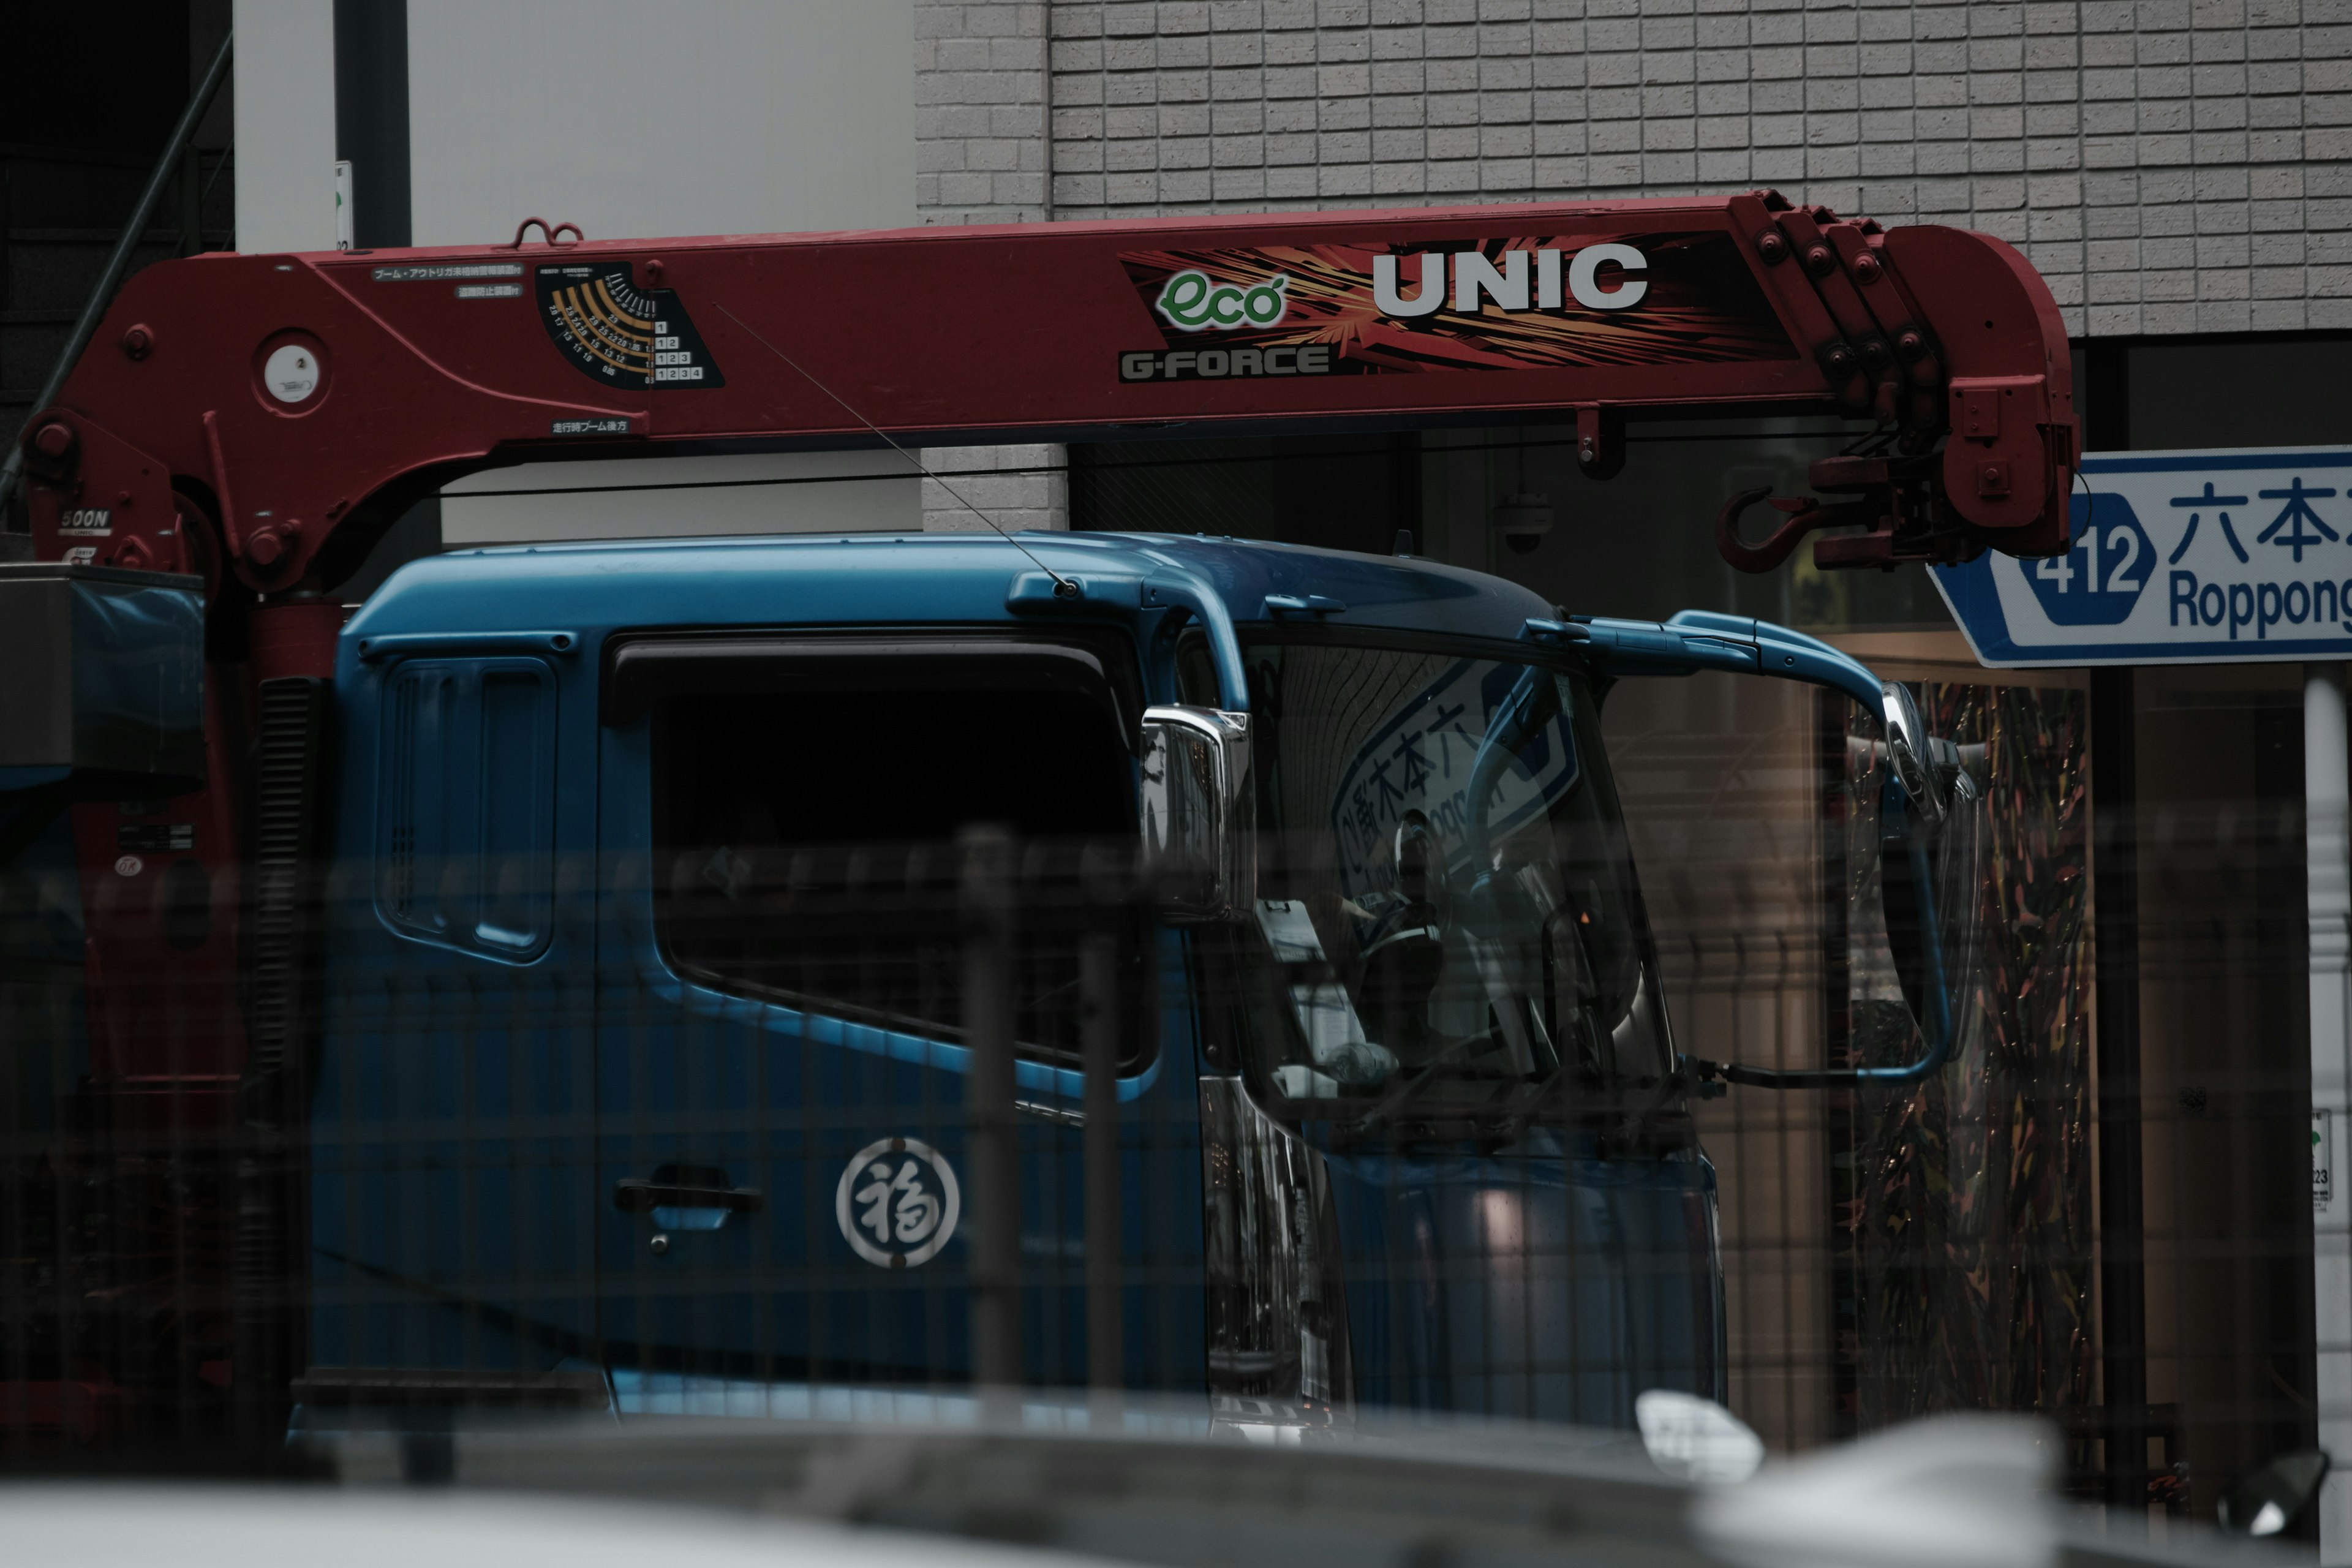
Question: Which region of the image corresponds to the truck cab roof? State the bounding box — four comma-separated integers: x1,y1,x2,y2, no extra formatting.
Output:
342,532,1560,664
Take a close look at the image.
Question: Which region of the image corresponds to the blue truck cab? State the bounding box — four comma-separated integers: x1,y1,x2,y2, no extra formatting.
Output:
306,529,1783,1425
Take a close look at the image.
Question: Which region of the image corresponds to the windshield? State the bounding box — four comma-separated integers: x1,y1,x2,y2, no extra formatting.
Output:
1235,636,1674,1126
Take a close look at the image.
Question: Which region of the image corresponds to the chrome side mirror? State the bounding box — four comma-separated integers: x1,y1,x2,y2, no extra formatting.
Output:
1879,679,1947,827
1140,705,1254,921
1571,612,1977,1092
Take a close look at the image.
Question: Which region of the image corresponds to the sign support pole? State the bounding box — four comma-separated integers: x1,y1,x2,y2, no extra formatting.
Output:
1936,449,2352,1540
2092,668,2150,1519
2310,663,2351,1562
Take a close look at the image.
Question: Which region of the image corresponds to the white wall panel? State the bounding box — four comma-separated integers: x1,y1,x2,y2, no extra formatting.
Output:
440,453,919,545
232,0,339,254
407,0,918,247
405,1,922,536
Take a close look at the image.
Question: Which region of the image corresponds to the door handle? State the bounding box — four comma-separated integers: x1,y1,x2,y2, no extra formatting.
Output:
614,1166,764,1215
613,1180,763,1213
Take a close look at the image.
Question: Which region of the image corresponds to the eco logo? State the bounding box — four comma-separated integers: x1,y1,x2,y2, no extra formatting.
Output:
835,1136,960,1269
1117,236,1790,383
1154,269,1291,331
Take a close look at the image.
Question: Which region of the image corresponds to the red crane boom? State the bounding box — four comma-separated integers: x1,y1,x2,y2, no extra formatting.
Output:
18,190,2074,603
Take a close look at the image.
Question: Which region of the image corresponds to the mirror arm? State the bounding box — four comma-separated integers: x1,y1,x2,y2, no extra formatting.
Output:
1461,664,1549,873
1687,787,1956,1091
1553,607,1961,1093
1140,575,1250,711
1543,610,1884,712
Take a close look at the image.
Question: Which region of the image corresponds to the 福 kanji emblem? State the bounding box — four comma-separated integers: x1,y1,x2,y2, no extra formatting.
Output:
835,1137,962,1268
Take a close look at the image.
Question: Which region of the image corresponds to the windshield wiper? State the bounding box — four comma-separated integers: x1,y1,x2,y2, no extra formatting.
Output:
1329,1036,1534,1145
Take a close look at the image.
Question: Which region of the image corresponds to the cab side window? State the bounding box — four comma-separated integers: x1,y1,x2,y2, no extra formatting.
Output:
376,658,559,960
645,650,1150,1069
1174,628,1223,707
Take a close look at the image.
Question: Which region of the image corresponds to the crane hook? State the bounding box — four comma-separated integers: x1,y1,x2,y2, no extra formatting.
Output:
1716,485,1832,574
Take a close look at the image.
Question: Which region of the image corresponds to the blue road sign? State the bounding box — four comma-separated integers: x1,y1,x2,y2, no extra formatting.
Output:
1933,447,2352,666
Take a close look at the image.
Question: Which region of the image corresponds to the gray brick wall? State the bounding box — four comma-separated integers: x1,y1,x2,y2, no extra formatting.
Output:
918,6,1072,528
1023,0,2352,337
917,443,1071,532
919,2,1055,224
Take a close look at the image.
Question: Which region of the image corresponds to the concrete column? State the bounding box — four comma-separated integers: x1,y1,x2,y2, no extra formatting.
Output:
2310,664,2351,1562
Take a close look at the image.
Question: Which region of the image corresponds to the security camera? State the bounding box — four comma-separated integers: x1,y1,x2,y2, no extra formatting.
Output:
1493,492,1554,555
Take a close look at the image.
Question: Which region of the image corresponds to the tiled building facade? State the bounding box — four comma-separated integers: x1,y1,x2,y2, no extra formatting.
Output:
917,0,2352,337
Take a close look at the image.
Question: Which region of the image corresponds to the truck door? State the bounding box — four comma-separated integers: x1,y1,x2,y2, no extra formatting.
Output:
311,650,599,1388
592,631,1200,1404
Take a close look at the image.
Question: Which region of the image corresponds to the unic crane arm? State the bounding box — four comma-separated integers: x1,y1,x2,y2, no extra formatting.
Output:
16,189,2073,604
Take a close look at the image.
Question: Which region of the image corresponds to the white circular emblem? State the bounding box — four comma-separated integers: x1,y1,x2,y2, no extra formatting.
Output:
262,344,320,404
114,856,143,878
835,1137,960,1269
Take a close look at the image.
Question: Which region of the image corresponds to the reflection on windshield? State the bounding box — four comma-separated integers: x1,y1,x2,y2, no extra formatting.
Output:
1245,641,1672,1115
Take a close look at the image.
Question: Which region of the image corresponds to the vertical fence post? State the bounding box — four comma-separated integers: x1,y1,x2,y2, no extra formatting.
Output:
1818,686,1861,1441
2090,668,2149,1521
962,827,1021,1396
1082,932,1123,1403
2305,664,2352,1562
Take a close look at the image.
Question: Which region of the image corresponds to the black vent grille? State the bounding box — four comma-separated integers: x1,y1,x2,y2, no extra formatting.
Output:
245,677,332,1082
233,675,332,1433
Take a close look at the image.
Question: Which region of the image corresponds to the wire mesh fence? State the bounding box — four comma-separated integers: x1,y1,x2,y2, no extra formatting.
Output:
1607,669,2319,1523
0,677,2330,1536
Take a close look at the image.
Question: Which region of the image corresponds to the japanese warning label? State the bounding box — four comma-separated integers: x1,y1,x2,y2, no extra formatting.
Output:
2320,1109,2334,1213
1330,660,1580,898
1934,447,2352,666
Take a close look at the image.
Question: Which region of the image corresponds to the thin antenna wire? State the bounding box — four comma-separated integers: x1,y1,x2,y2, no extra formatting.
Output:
714,303,1079,596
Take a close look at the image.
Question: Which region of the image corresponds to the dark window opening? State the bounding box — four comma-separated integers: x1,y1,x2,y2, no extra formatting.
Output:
376,658,559,961
1070,433,1421,558
651,675,1152,1071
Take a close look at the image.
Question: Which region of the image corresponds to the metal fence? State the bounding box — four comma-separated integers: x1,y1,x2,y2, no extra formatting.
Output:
0,708,2329,1535
1607,673,2318,1524
0,826,1719,1451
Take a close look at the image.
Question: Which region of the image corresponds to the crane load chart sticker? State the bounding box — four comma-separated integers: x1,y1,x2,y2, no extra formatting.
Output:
536,262,725,390
1933,447,2352,666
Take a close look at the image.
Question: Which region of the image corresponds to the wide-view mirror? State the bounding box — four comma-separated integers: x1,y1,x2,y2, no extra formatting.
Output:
1572,611,1981,1091
1140,704,1254,920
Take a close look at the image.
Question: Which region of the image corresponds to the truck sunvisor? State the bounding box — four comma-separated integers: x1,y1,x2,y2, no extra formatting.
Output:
602,633,1140,746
